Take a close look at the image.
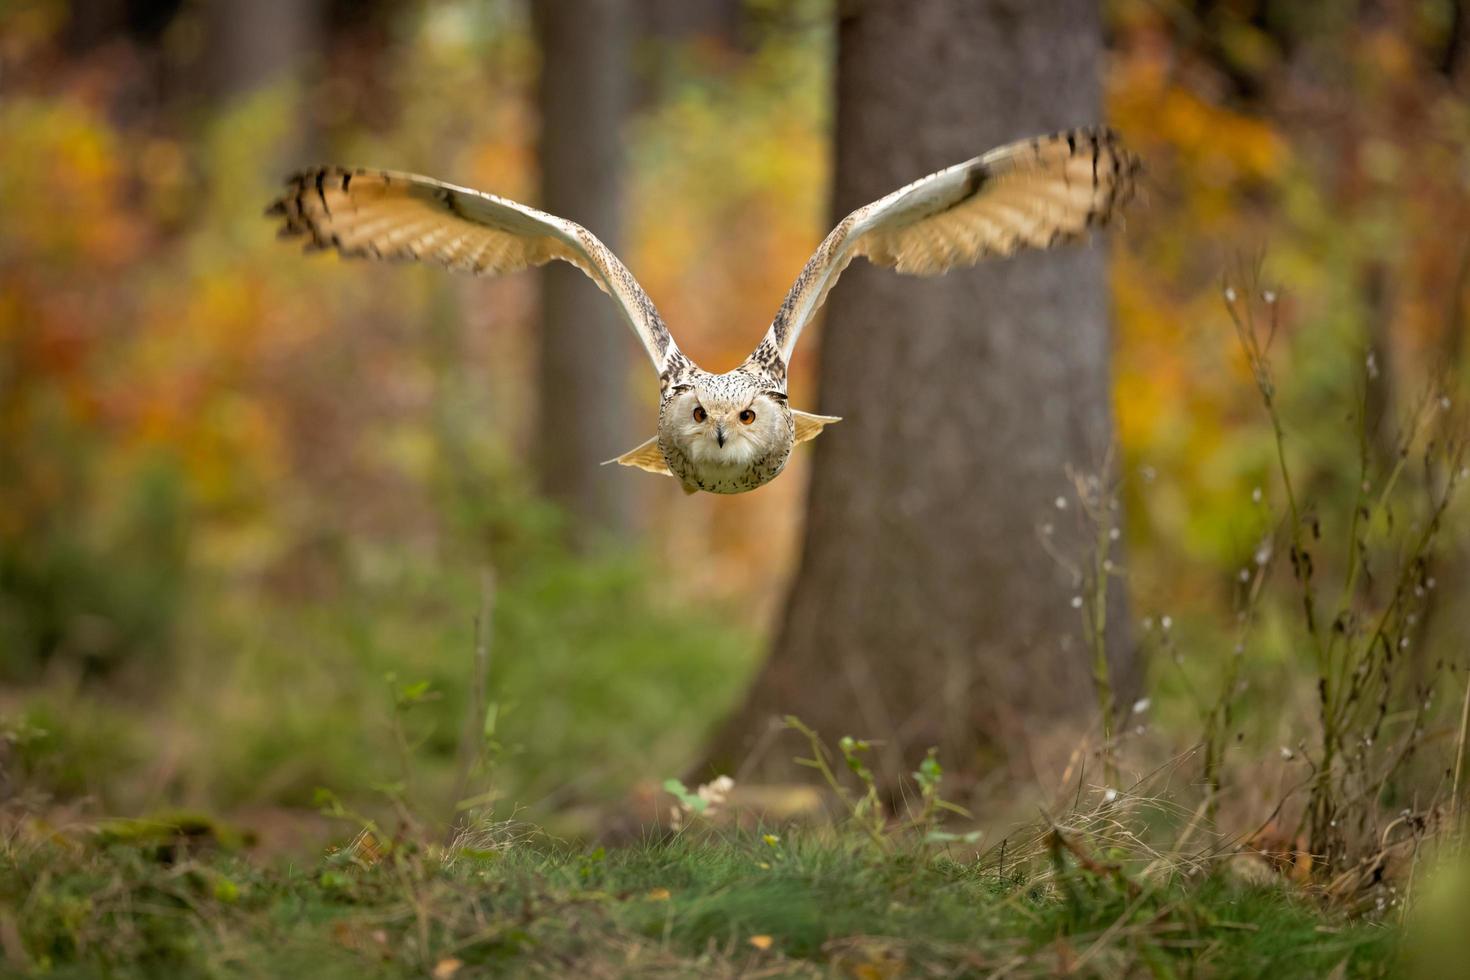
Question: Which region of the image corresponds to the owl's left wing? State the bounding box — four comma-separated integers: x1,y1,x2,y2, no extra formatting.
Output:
750,127,1141,371
268,167,679,374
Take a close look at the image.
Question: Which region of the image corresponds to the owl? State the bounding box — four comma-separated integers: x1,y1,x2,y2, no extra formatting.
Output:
267,127,1139,495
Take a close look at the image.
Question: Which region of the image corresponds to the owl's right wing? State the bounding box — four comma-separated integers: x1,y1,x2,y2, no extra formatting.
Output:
267,167,679,375
750,127,1140,372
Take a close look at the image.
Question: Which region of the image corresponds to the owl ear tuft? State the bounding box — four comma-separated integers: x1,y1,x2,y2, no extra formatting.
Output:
792,410,841,445
605,436,672,476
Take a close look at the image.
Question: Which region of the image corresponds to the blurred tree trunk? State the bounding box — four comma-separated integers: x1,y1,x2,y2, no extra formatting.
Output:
204,0,318,102
201,0,321,169
1441,0,1470,85
637,0,744,44
533,0,636,541
701,0,1136,796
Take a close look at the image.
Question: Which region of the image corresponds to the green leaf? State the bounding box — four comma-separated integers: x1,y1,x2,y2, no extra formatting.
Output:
399,679,431,703
662,777,707,813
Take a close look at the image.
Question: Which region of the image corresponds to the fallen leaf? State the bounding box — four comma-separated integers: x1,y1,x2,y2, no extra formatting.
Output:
749,934,773,950
349,829,384,866
432,958,463,978
646,888,671,901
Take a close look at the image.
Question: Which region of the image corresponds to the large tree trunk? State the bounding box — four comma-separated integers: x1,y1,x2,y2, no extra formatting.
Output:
703,0,1136,797
201,0,321,173
637,0,744,44
533,0,636,541
205,0,317,102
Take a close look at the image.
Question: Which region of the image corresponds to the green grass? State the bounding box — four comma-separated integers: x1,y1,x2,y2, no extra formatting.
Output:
4,544,757,823
2,818,1400,978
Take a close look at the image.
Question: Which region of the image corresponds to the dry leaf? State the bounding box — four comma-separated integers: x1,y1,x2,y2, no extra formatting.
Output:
749,934,773,950
432,957,464,978
349,829,384,866
646,888,671,901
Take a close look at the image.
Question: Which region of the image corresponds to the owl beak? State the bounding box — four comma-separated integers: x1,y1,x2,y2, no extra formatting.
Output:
715,424,727,448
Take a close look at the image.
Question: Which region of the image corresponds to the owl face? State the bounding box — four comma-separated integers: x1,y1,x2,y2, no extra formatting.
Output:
662,381,791,472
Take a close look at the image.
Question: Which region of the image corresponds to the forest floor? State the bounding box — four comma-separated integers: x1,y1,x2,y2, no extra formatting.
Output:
3,811,1401,978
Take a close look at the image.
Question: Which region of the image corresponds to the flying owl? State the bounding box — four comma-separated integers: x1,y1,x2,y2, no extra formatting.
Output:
267,127,1139,495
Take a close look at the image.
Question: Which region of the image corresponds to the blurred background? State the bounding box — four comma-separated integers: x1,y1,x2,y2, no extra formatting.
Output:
3,0,1468,849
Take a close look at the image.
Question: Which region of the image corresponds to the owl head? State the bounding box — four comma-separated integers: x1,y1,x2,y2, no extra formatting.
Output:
664,376,792,469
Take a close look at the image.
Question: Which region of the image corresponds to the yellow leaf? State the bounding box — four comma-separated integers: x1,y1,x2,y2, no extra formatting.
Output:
646,888,671,901
432,958,463,979
749,935,773,950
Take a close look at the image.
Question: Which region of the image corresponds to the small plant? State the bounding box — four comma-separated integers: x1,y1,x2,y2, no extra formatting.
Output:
782,716,975,849
1041,455,1128,785
1223,270,1467,876
662,774,734,830
910,748,982,845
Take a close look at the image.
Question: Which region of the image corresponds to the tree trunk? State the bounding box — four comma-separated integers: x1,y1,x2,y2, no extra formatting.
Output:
637,0,744,44
702,0,1136,797
200,0,321,172
205,0,316,102
533,0,636,541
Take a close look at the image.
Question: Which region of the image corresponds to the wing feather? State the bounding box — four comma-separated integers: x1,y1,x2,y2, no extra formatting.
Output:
754,127,1140,367
267,167,678,374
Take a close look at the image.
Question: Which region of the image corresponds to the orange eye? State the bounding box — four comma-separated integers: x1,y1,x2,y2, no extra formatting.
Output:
692,405,707,423
739,409,756,425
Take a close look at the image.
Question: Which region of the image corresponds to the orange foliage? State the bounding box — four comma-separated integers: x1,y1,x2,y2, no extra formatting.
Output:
4,2,1467,628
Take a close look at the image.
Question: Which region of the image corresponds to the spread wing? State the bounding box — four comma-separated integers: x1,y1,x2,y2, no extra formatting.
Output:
267,167,678,374
753,127,1141,369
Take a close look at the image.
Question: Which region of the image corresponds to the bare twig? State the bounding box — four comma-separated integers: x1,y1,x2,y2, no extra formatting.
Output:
1454,671,1470,840
446,565,497,844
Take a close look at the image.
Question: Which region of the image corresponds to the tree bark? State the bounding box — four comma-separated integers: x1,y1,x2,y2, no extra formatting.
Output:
637,0,744,44
204,0,317,103
194,0,323,179
702,0,1136,796
533,0,637,541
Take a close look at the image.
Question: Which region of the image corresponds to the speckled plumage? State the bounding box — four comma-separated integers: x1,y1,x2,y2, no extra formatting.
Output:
266,126,1139,497
657,362,793,494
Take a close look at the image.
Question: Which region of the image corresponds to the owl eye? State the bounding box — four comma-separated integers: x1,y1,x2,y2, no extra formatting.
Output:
692,405,707,423
739,409,756,425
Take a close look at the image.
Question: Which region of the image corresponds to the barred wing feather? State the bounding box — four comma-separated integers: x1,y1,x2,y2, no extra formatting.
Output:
757,127,1141,367
267,167,677,373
